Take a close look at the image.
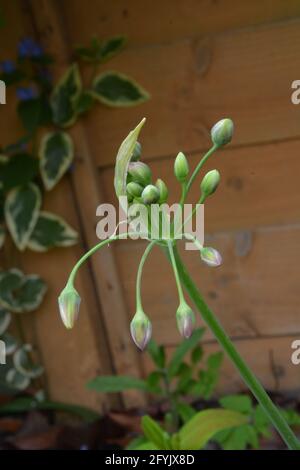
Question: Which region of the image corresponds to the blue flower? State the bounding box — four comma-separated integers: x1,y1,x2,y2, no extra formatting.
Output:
16,86,37,101
18,37,43,58
0,60,16,74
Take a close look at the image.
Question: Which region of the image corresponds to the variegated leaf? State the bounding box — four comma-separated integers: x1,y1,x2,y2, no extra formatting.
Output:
0,309,11,335
39,132,74,190
1,333,19,355
28,211,78,251
6,368,30,390
13,344,44,379
5,183,41,250
92,72,149,107
50,64,82,127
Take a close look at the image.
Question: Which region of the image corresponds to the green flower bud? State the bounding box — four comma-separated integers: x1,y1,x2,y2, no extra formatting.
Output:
130,311,152,350
211,118,234,146
155,178,169,203
126,181,144,198
58,285,81,329
200,169,220,198
128,162,152,186
174,152,189,183
176,301,195,338
141,184,160,205
200,247,222,267
131,141,142,162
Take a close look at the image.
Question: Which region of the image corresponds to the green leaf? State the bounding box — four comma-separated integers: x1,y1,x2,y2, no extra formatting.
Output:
76,36,126,63
87,375,148,393
141,415,171,450
192,351,223,399
147,339,166,368
219,394,253,414
92,71,149,107
74,90,94,115
0,309,11,335
5,183,41,250
28,211,78,252
215,424,259,450
178,409,248,450
114,118,146,198
168,328,205,377
1,153,39,192
6,368,30,390
176,402,197,423
99,36,126,62
13,344,43,378
50,64,81,127
39,132,74,190
145,371,162,393
17,98,41,134
0,269,47,313
0,225,4,249
191,345,203,364
281,409,300,427
1,333,19,355
0,69,25,86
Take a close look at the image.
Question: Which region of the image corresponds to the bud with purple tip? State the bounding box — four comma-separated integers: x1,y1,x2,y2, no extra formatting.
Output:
176,301,195,338
130,310,152,350
200,247,222,267
58,285,81,329
128,161,152,186
141,184,160,205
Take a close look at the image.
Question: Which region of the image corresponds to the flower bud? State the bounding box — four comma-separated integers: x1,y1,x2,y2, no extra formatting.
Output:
155,178,169,204
130,311,152,350
126,181,144,198
141,184,160,205
176,301,195,338
174,152,189,183
200,169,220,198
211,118,234,146
58,285,81,329
128,162,152,186
200,247,222,267
131,141,142,162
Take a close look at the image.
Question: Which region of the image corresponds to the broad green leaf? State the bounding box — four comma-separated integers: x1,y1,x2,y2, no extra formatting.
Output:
13,344,43,378
1,153,39,192
99,36,126,62
176,402,197,423
179,409,247,450
1,333,18,355
147,339,166,368
114,118,146,198
192,351,223,399
50,64,81,127
87,375,148,393
28,211,78,251
0,309,11,335
39,132,74,190
5,183,41,250
168,328,205,377
0,269,47,313
6,368,30,390
215,424,259,450
191,345,203,364
141,415,171,450
92,72,149,107
145,371,163,393
0,225,5,249
219,394,253,414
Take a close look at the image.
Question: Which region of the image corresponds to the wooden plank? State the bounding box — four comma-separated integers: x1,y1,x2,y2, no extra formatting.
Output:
28,0,145,407
70,18,300,167
143,335,300,394
99,139,300,233
111,225,300,345
62,0,300,46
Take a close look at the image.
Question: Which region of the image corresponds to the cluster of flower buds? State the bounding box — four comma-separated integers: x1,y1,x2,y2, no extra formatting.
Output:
126,142,169,206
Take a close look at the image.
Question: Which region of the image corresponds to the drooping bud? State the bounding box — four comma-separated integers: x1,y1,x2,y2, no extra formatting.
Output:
200,169,220,199
176,301,195,338
155,178,169,204
211,118,234,147
131,141,142,162
141,184,160,205
128,162,152,186
126,181,144,198
130,311,152,350
200,247,222,267
58,285,81,329
174,152,189,183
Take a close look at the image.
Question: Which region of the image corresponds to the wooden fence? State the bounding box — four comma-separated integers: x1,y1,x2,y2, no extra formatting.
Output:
1,0,300,409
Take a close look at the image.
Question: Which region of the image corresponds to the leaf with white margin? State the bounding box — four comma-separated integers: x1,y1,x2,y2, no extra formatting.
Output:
13,344,44,379
1,333,19,355
6,368,30,390
50,64,82,127
5,183,41,250
0,269,47,313
28,211,78,252
92,72,149,107
39,132,74,191
0,309,11,335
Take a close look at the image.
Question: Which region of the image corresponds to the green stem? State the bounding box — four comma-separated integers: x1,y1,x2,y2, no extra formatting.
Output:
136,240,157,310
173,246,300,450
167,241,185,304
